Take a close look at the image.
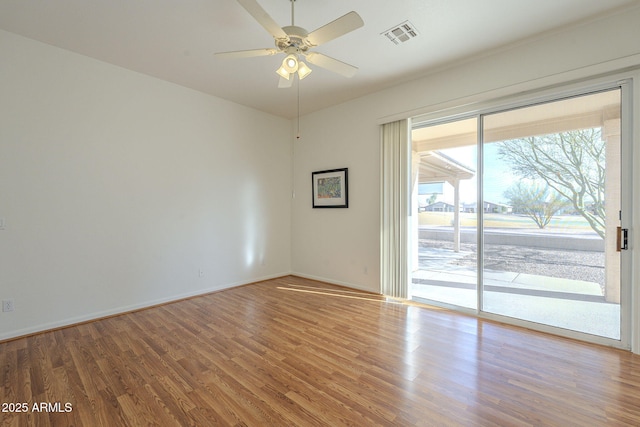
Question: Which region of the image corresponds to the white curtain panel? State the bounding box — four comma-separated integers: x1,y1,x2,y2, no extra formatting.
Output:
380,119,411,299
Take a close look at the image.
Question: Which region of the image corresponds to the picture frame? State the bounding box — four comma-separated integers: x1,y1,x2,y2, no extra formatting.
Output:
312,168,349,208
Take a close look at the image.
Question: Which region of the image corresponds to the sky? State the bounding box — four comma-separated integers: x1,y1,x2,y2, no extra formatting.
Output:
439,143,518,205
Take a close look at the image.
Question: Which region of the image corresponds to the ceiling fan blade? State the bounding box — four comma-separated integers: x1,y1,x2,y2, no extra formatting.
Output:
237,0,288,40
306,11,364,46
215,48,278,59
278,75,293,89
305,52,358,78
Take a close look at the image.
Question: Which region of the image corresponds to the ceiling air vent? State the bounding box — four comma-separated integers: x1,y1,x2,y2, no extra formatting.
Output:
382,21,418,45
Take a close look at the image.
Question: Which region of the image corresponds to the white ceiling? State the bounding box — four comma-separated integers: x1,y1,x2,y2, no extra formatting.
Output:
1,0,638,118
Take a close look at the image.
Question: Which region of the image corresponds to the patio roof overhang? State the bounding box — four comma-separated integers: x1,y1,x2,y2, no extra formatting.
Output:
411,90,620,152
418,150,475,184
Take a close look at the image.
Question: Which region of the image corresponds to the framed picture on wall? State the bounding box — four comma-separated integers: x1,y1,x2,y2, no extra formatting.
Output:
312,168,349,208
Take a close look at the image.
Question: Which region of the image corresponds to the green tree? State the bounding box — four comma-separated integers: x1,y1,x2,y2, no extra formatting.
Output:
497,128,605,238
504,181,570,229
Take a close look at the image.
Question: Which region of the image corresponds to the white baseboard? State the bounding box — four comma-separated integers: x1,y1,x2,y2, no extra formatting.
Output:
0,271,290,342
290,271,380,294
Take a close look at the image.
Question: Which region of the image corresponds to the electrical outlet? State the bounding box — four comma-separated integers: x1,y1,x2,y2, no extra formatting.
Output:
2,299,15,312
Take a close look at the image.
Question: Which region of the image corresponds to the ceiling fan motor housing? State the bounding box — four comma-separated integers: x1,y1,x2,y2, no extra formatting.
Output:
277,25,312,53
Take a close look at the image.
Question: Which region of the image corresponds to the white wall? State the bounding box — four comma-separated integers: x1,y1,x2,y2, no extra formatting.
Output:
0,30,292,340
291,6,640,296
291,103,381,291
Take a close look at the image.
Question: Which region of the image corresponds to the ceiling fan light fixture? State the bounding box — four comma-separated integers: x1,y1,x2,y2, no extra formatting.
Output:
297,61,312,79
282,54,299,73
276,65,291,79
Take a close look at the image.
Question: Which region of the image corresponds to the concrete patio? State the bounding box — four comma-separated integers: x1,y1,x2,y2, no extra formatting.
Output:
411,246,620,340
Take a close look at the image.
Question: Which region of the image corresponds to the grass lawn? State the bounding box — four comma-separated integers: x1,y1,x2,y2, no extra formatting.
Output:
419,212,596,232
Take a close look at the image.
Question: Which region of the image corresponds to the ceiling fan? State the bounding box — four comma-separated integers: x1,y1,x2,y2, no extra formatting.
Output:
216,0,364,88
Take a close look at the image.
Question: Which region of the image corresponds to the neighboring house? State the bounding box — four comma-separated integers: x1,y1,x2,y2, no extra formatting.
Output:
422,201,456,212
463,201,513,214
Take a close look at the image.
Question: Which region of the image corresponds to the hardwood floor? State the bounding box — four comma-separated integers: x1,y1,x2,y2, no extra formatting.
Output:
2,275,640,426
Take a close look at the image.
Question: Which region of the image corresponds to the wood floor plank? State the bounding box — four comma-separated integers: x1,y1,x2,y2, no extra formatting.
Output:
2,275,640,426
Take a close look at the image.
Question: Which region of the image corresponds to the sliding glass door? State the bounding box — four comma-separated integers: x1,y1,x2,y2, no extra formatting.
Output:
411,118,478,309
411,85,629,344
481,89,622,339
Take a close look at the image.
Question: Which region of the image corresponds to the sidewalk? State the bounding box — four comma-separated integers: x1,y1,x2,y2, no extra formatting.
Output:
412,247,620,340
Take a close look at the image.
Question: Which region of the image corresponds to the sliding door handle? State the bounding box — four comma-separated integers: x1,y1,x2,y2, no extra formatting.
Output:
617,227,629,251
